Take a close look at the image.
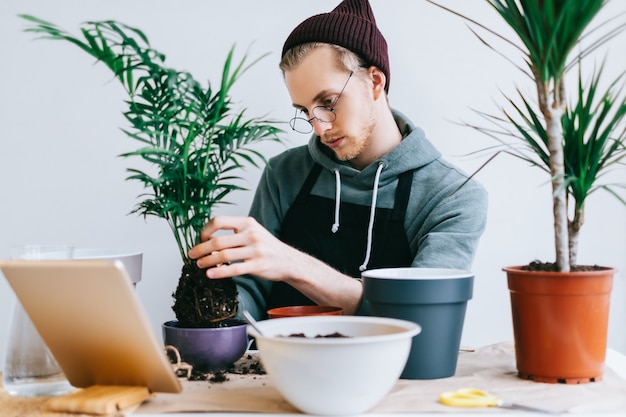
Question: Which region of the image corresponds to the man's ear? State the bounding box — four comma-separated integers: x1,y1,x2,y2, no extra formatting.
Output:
368,66,386,100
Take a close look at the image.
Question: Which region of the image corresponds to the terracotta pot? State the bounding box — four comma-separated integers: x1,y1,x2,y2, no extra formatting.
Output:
267,305,343,319
504,265,614,383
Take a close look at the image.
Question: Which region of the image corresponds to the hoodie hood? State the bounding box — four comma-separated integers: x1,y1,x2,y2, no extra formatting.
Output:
307,109,441,184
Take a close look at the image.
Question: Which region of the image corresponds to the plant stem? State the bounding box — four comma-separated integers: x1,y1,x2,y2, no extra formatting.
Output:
537,75,570,272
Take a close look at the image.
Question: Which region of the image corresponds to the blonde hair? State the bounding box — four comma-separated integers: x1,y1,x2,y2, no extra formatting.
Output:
279,43,366,75
280,42,389,103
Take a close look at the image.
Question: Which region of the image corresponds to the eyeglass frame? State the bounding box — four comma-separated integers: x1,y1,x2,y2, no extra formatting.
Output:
289,71,354,134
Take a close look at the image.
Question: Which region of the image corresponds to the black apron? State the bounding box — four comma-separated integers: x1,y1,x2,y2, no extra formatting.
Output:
268,163,414,308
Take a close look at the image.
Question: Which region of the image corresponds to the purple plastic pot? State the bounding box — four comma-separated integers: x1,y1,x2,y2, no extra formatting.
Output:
162,319,248,372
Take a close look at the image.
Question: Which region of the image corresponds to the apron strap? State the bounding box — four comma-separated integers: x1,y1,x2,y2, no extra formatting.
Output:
392,170,414,221
294,163,323,203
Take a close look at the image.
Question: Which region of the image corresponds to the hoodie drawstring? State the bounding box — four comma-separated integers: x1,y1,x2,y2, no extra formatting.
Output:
331,169,341,233
331,163,385,272
359,162,385,272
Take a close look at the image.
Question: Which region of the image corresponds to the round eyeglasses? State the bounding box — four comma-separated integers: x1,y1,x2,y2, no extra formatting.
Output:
289,71,353,134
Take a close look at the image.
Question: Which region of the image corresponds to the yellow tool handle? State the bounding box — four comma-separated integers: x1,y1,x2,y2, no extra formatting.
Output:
439,388,498,407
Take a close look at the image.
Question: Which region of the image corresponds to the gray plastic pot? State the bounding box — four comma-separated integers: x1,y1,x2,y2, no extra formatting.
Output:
362,267,473,379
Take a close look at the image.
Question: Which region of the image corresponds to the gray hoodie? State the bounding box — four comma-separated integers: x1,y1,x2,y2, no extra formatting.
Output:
235,110,488,318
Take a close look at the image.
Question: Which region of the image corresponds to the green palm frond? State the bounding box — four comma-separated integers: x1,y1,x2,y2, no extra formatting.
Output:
563,66,626,210
488,0,606,83
428,0,625,269
21,15,285,264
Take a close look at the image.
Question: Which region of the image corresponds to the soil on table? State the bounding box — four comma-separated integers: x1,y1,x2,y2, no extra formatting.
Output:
172,263,239,328
183,353,266,383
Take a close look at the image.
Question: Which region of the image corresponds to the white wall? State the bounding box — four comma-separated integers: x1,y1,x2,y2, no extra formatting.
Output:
1,0,625,367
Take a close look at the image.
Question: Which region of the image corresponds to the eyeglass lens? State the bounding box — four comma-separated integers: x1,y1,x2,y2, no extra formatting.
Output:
290,107,337,134
289,71,353,134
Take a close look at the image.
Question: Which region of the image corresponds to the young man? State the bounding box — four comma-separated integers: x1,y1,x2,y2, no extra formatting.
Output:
189,0,488,318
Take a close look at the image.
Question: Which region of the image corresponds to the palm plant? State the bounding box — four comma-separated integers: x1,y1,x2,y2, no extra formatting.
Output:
20,15,284,326
429,0,626,272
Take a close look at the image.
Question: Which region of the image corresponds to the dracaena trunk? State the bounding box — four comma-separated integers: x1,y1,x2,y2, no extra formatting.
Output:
569,205,584,268
546,115,570,272
537,77,570,272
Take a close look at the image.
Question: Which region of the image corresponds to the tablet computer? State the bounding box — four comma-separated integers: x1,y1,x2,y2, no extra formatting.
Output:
0,259,181,393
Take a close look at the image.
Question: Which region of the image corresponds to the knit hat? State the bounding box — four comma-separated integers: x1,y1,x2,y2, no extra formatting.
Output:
282,0,390,92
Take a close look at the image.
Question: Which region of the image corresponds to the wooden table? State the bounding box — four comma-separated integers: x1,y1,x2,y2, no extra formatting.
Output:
3,342,626,417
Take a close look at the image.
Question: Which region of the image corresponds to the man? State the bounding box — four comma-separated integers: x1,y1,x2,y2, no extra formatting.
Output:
189,0,488,318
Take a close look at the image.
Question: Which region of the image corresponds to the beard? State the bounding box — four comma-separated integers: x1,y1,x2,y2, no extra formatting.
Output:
325,108,376,163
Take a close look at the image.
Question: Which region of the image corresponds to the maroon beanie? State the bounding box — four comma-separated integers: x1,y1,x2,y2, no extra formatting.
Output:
282,0,390,92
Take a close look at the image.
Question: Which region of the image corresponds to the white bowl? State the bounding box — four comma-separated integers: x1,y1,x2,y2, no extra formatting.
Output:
248,315,421,416
74,249,143,285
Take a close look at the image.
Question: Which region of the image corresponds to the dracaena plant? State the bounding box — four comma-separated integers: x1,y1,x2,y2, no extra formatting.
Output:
429,0,626,272
21,15,284,326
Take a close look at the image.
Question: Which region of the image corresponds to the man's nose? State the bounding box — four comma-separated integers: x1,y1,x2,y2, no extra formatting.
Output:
311,118,332,136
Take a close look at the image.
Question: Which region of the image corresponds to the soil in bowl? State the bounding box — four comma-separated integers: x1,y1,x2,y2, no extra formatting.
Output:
285,332,350,338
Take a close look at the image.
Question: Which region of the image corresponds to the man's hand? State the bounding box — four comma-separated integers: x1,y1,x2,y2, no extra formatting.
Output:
189,215,300,282
188,215,363,314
